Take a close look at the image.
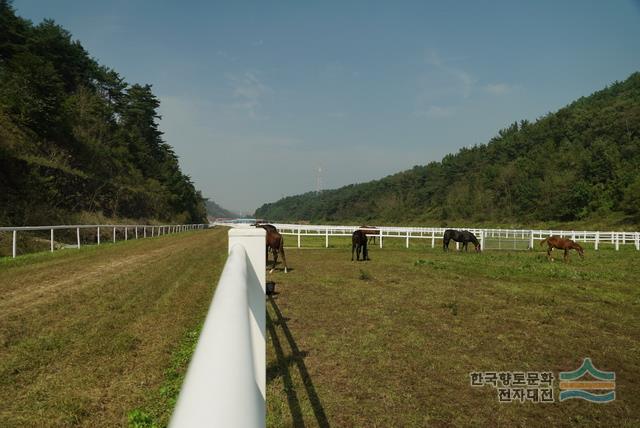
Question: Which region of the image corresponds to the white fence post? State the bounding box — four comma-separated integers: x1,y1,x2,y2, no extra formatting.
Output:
595,231,599,250
615,233,620,251
125,227,128,241
479,230,484,251
297,227,301,248
379,229,383,248
135,227,138,239
325,228,329,248
12,230,17,258
170,227,266,428
113,227,116,243
431,230,435,248
406,231,410,248
76,227,81,249
97,227,101,245
529,230,534,250
50,229,54,252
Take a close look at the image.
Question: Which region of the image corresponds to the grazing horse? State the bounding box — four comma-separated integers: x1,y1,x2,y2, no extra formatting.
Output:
255,224,288,273
443,229,481,252
351,229,370,261
540,236,584,262
359,225,379,245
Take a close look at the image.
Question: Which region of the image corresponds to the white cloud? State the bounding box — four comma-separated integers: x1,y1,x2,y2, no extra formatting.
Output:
426,50,476,98
415,105,456,119
485,83,515,95
227,71,272,118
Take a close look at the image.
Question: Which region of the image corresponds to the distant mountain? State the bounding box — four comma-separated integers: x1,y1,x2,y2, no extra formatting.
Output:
256,72,640,226
205,199,237,219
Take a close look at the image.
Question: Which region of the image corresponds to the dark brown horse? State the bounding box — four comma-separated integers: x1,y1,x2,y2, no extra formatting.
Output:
443,229,481,252
540,236,584,262
351,229,369,261
255,224,288,273
359,225,379,245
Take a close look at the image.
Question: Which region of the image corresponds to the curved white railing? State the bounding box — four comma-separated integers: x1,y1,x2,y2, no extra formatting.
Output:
213,221,640,251
0,223,209,258
170,228,266,428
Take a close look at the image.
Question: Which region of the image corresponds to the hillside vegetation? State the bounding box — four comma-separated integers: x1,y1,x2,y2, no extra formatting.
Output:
256,73,640,227
0,1,207,225
205,199,238,219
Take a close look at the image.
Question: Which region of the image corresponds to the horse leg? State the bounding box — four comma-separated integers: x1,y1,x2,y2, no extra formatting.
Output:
357,244,362,261
547,245,553,262
564,249,569,263
443,238,448,252
364,244,369,261
280,243,288,273
463,242,468,252
270,248,278,274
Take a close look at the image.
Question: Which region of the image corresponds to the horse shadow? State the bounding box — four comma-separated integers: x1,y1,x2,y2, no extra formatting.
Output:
267,296,329,427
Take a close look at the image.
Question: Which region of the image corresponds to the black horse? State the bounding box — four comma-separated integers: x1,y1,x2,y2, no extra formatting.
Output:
443,229,481,252
351,230,369,261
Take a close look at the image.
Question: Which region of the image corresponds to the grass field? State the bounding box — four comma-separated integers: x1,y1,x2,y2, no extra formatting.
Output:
2,229,639,427
0,228,227,427
266,238,640,427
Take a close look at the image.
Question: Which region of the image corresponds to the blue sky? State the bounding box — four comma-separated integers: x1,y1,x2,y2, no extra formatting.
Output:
13,0,640,213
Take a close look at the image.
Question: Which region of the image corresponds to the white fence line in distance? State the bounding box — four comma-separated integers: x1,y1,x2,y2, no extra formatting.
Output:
0,223,209,258
212,222,640,252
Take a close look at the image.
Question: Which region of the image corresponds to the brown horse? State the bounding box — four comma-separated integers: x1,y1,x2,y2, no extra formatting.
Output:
359,225,379,245
255,224,288,273
540,236,584,262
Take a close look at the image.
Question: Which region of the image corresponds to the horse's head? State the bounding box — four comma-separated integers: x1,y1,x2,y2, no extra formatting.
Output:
474,243,481,252
575,244,584,259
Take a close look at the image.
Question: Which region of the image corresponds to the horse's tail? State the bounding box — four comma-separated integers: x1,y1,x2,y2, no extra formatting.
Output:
539,237,549,246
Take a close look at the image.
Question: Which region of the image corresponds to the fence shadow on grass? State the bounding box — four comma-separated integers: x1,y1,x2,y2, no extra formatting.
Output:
267,295,330,428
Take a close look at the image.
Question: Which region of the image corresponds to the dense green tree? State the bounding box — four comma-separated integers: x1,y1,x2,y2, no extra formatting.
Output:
0,2,207,225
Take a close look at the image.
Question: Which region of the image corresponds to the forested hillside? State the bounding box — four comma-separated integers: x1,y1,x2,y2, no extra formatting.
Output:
256,72,640,227
205,199,237,219
0,1,207,226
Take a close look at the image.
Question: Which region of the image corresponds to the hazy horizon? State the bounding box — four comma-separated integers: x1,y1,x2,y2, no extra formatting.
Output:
13,0,640,213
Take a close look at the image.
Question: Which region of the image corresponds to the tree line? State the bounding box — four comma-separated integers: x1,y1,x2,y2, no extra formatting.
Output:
0,1,207,225
255,72,640,227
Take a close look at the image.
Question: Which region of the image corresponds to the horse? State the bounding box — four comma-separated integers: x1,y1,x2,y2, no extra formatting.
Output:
443,229,481,252
254,223,288,273
351,229,370,261
359,225,379,245
540,236,584,262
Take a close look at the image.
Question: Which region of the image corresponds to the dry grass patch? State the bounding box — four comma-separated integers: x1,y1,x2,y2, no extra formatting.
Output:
0,229,227,427
266,245,640,427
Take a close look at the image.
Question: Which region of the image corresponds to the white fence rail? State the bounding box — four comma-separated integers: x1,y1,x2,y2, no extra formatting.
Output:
170,228,266,428
0,223,208,258
213,221,640,251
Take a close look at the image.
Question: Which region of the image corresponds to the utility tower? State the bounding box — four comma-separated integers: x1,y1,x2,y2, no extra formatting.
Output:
316,166,323,194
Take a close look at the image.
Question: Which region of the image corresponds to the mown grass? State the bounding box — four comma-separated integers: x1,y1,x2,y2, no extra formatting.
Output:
0,228,227,427
266,242,640,427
